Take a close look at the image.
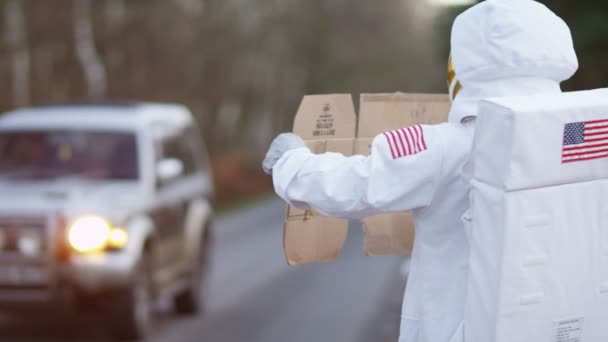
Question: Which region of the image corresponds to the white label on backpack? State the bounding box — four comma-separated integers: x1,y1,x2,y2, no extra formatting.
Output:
553,317,584,342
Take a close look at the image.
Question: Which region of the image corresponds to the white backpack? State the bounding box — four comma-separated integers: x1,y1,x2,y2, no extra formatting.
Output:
464,89,608,342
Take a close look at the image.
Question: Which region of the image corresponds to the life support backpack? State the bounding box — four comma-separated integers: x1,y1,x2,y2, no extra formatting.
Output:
464,89,608,342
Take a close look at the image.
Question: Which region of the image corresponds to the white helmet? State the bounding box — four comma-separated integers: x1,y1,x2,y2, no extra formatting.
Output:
448,0,578,123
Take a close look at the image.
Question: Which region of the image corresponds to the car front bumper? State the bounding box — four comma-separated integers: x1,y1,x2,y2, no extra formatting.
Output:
0,249,139,308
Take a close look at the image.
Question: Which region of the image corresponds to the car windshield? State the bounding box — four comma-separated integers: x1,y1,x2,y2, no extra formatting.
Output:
0,130,139,180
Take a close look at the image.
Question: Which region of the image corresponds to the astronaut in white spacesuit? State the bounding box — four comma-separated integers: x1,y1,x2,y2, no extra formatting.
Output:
263,1,578,341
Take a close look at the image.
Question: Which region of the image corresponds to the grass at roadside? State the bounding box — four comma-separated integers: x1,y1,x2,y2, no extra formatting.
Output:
210,152,274,215
215,191,277,217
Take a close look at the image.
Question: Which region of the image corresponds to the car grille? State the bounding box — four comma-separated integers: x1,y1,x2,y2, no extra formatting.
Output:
0,217,47,255
0,216,49,285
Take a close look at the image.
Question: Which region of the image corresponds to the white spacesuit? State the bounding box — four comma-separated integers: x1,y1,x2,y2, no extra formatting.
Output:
263,1,578,341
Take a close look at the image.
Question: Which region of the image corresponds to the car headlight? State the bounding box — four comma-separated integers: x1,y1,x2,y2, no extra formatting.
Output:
108,226,129,248
67,216,128,253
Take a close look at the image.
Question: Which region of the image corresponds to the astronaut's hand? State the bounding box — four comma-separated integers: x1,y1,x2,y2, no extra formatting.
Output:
262,133,306,175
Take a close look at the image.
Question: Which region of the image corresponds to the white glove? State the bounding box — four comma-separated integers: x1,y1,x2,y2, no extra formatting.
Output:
262,133,306,175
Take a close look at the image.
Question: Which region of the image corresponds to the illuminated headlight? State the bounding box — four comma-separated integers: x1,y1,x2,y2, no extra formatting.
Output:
108,227,129,248
67,216,128,253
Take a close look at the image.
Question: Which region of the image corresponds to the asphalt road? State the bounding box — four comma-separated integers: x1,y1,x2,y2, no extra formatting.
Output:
0,197,408,342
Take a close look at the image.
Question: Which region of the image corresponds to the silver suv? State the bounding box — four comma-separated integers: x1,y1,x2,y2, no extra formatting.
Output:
0,103,214,340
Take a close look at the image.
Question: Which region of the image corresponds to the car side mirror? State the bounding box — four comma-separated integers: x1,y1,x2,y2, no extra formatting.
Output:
156,158,183,183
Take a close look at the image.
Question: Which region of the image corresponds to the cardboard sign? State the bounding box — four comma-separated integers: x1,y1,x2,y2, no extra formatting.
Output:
284,93,450,265
284,95,355,266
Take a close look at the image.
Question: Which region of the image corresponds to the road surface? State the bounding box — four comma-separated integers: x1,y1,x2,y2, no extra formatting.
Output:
0,197,408,342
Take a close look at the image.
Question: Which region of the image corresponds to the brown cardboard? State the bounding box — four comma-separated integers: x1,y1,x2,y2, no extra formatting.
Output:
357,93,450,256
284,93,450,265
357,93,450,137
284,95,356,265
284,209,349,266
363,212,413,256
293,94,356,139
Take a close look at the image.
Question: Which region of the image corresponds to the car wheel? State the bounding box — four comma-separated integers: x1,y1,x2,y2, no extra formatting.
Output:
173,225,212,315
104,259,152,341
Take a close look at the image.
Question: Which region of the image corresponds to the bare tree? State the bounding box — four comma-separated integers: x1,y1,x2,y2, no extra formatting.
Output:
73,0,107,99
5,0,30,107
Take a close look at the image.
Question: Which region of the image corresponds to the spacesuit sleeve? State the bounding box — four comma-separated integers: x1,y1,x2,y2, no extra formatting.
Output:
272,125,444,219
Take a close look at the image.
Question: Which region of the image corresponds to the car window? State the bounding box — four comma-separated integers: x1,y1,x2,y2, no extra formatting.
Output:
158,128,198,177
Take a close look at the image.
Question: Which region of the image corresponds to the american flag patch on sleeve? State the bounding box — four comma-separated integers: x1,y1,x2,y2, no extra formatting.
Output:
562,118,608,163
382,125,427,159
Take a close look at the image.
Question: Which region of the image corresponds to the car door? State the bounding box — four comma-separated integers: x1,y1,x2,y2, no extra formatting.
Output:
152,128,201,285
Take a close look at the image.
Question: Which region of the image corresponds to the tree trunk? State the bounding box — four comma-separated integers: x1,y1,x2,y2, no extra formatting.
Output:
73,0,107,99
5,0,30,107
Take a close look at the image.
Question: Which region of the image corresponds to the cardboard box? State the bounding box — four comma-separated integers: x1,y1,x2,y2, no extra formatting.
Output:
284,93,450,266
